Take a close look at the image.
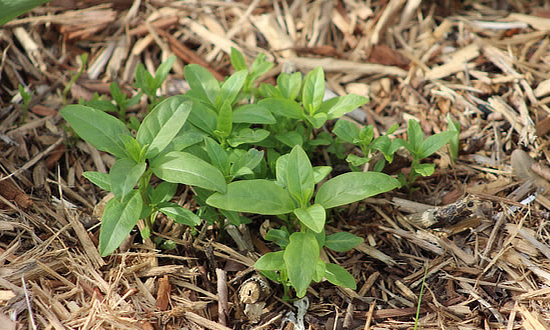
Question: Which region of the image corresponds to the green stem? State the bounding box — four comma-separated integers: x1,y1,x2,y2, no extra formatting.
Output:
414,262,429,330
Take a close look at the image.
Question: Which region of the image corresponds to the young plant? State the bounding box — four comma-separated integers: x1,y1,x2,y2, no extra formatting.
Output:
206,145,401,298
62,53,88,104
332,120,402,172
446,114,461,161
134,56,176,107
396,119,455,188
18,84,34,125
61,95,227,256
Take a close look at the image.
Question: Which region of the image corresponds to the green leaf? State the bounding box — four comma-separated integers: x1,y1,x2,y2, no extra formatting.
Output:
137,97,192,159
118,135,142,162
294,204,325,233
233,104,276,124
99,190,143,256
204,137,229,175
274,131,303,148
325,232,363,252
313,259,326,282
83,171,111,191
413,163,435,176
227,128,269,147
230,47,247,71
265,229,290,248
305,112,327,129
302,67,325,114
321,94,368,120
250,53,273,81
313,166,332,184
418,131,455,159
316,172,400,209
206,179,296,215
284,232,320,298
346,154,369,167
324,263,356,289
407,119,424,154
259,98,304,119
110,158,146,199
0,0,49,26
230,148,263,177
255,251,284,271
60,105,131,158
358,125,374,146
285,145,314,205
134,63,155,98
184,64,220,106
151,151,226,193
159,203,201,226
275,154,289,187
277,72,302,100
215,101,233,138
153,56,176,88
218,69,248,107
333,119,360,144
447,115,461,161
187,101,218,135
149,182,178,205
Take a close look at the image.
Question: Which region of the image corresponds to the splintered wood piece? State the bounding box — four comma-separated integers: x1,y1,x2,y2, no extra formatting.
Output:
156,275,171,311
129,16,179,37
0,178,32,208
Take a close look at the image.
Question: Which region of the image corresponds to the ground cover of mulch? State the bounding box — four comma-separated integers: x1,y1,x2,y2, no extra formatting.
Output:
2,0,550,329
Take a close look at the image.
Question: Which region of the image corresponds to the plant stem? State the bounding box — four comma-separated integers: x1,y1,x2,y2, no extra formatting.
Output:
414,262,429,330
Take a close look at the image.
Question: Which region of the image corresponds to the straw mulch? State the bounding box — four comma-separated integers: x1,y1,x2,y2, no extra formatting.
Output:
2,0,550,329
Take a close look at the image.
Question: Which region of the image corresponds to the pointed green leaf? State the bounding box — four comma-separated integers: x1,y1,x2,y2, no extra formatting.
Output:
187,101,218,135
255,251,284,271
227,128,269,147
110,158,146,199
218,69,248,106
99,190,142,256
294,204,325,233
137,97,192,159
284,232,320,298
184,64,220,105
153,56,176,88
60,105,131,158
83,171,111,191
302,67,325,114
233,104,276,124
313,166,332,184
215,101,233,138
274,131,303,148
324,263,356,289
259,98,304,119
277,72,302,100
204,137,229,175
407,119,424,154
286,145,314,205
230,47,248,71
321,94,368,120
333,119,360,144
325,232,363,252
151,151,226,193
159,203,201,226
149,182,178,205
206,179,295,215
316,172,400,209
418,131,455,159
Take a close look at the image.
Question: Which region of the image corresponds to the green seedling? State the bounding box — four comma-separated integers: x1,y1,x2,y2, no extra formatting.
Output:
61,95,227,256
414,263,430,330
396,119,455,188
18,84,33,125
134,56,176,107
447,114,461,161
62,53,88,104
206,145,400,298
333,120,402,171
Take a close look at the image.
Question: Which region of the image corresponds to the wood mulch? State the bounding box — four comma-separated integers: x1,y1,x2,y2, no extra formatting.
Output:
2,0,550,328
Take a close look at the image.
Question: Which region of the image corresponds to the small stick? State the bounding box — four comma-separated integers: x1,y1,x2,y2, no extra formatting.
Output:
216,268,228,326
